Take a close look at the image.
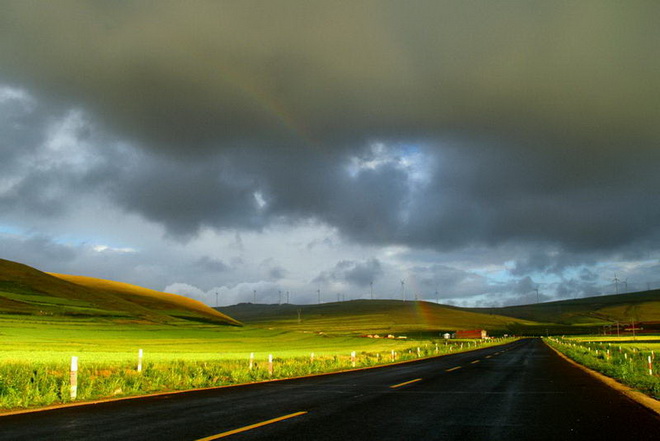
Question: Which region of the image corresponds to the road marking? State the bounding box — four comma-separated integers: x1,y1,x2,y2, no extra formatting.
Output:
470,360,480,364
390,378,422,389
446,366,462,372
195,411,308,440
485,355,492,358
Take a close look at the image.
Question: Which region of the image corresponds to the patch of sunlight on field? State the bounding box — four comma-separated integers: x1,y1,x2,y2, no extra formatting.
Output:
570,335,660,342
0,317,420,364
567,335,660,352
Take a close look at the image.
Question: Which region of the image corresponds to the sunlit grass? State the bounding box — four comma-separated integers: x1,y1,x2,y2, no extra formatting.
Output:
545,336,660,400
0,316,515,410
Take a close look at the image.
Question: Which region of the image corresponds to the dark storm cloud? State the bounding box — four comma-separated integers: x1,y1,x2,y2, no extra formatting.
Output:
1,1,659,261
2,1,657,152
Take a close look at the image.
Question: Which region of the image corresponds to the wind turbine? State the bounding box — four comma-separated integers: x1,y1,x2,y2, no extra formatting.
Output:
613,274,620,294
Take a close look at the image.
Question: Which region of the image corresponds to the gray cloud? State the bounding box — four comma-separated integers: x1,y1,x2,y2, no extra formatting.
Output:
1,2,659,305
195,256,230,273
315,258,383,288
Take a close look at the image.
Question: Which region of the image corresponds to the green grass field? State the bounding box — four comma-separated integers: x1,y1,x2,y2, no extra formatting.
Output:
563,335,660,355
545,336,660,400
0,314,514,410
0,314,427,364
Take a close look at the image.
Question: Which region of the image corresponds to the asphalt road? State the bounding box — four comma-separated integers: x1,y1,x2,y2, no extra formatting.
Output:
2,338,659,440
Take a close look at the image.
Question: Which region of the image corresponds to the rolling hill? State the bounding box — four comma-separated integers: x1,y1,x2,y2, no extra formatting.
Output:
466,290,660,325
217,300,538,335
0,258,240,326
218,290,660,336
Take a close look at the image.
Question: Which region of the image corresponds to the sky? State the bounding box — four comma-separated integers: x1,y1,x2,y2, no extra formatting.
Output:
1,1,659,308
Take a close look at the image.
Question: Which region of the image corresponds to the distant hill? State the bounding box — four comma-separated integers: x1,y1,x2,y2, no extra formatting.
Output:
0,258,240,326
218,290,660,336
217,300,537,335
465,290,660,326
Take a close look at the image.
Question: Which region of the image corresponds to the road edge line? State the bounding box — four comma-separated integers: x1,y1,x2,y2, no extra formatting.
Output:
544,340,660,416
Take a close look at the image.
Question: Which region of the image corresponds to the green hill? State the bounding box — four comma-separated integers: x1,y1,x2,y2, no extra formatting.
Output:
217,299,537,336
466,290,660,326
0,258,240,326
218,290,660,336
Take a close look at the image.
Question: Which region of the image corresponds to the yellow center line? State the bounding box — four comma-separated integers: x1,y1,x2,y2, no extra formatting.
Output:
390,378,422,389
445,366,462,372
195,411,308,440
470,360,480,364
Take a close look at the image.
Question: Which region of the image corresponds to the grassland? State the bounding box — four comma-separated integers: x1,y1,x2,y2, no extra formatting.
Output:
468,290,660,333
0,314,430,363
545,336,660,400
569,335,660,348
0,258,238,326
0,314,515,410
217,300,537,336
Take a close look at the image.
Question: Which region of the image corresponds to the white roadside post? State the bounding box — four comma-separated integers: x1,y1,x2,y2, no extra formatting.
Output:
417,347,421,358
649,356,653,376
310,352,314,364
249,353,254,371
391,350,395,362
70,356,78,400
351,351,356,367
137,349,143,373
268,354,273,377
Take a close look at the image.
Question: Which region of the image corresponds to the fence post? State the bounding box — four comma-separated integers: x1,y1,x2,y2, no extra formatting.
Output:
70,356,78,400
137,349,143,373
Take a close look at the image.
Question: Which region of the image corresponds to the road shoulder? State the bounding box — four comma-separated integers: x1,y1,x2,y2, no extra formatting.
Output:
545,340,660,416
